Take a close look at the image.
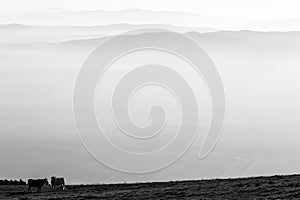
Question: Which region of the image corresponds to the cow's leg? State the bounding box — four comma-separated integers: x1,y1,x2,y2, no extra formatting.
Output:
28,186,31,193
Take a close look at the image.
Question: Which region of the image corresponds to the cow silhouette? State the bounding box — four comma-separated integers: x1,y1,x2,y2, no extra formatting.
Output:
51,176,66,190
27,178,49,193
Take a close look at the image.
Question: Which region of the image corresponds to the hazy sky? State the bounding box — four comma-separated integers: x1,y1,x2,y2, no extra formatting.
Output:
1,0,300,184
1,0,300,20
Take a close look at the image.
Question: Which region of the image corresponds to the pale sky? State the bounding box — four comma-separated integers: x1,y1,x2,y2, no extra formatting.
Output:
1,0,300,184
0,0,300,20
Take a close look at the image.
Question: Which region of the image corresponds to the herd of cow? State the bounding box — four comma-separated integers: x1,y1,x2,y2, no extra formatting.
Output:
27,176,66,193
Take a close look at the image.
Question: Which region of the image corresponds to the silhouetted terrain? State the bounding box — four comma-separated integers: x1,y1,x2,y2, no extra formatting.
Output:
0,179,26,186
1,174,300,199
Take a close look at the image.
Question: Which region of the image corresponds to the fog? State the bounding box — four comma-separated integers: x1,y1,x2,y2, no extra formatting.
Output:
0,22,299,184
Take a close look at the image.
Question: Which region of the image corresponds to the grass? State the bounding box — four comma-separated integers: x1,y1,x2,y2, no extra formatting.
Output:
1,174,300,199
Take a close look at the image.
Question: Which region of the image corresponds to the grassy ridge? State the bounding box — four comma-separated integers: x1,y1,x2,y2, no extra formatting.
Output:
1,174,300,199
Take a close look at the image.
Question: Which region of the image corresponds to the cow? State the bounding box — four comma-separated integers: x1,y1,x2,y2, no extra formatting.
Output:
51,176,66,190
27,178,49,193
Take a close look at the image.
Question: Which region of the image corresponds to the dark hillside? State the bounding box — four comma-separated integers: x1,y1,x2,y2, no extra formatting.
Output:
1,174,300,199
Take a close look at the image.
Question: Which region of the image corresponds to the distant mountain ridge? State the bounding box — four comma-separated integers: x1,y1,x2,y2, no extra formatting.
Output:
0,23,217,44
0,9,218,27
0,9,300,31
0,23,217,32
